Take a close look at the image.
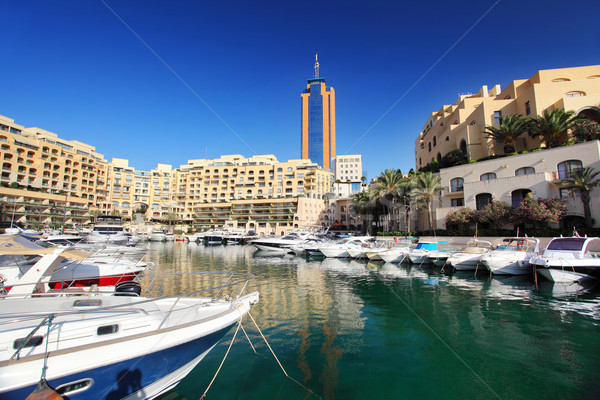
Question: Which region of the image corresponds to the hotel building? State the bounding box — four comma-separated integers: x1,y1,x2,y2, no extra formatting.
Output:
331,154,365,198
412,65,600,230
415,65,600,169
301,55,336,171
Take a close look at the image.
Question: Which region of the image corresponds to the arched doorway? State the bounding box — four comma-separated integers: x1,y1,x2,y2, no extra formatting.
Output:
577,106,600,123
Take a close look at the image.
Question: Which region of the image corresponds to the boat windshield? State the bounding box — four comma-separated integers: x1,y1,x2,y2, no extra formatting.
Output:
546,238,586,251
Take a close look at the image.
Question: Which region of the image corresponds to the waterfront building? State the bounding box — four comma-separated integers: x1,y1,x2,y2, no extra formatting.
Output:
414,65,600,170
433,140,600,230
331,154,365,198
301,54,336,171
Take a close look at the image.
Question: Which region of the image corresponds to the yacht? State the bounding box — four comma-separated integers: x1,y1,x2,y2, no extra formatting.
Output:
318,236,375,258
250,231,316,252
530,236,600,282
480,237,540,275
149,229,167,242
408,241,439,264
86,215,129,245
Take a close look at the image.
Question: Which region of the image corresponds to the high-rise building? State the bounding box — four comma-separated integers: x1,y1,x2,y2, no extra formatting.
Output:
301,54,336,171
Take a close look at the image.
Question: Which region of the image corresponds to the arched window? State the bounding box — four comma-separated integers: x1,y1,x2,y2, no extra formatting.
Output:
445,136,449,141
277,168,283,172
428,142,431,151
433,137,437,147
459,140,467,156
480,172,496,181
552,78,570,82
557,160,583,179
515,167,535,176
511,189,531,208
476,193,492,210
122,202,130,208
436,153,442,164
450,178,464,192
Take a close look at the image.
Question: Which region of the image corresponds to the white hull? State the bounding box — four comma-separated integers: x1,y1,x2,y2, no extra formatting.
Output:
535,267,592,283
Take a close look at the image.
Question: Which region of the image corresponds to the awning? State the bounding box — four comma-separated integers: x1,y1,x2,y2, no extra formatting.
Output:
14,137,39,148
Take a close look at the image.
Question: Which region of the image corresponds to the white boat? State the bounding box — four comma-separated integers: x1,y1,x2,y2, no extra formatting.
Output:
530,236,600,283
37,233,86,246
446,239,493,270
426,248,457,267
0,236,149,290
85,215,129,245
204,229,229,245
318,236,375,258
186,232,204,243
0,248,259,400
479,237,540,275
250,231,316,252
149,229,167,242
165,231,175,241
378,239,415,263
408,241,439,264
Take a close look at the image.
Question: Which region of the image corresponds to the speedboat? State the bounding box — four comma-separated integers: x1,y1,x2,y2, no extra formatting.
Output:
250,231,316,253
530,236,600,283
318,236,375,258
0,235,150,290
480,237,540,275
0,248,259,400
204,229,229,245
427,248,457,267
149,229,167,242
85,215,129,245
408,241,438,264
446,239,493,270
379,238,415,263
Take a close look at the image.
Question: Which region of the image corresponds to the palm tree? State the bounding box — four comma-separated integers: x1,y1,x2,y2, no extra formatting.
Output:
335,179,341,198
371,169,404,232
483,114,529,153
397,179,415,234
413,172,442,234
529,108,581,148
562,167,600,228
351,191,373,234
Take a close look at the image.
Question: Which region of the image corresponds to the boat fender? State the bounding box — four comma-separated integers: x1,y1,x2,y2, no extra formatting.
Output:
25,379,63,400
114,281,142,296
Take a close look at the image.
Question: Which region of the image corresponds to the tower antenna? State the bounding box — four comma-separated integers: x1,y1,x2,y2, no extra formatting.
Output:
314,53,319,78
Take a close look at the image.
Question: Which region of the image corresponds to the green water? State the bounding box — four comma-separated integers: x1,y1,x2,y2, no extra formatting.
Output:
149,242,600,400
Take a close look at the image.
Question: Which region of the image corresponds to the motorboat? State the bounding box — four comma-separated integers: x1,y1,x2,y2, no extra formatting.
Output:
426,248,457,267
224,231,245,245
204,229,229,245
36,233,87,246
186,232,204,243
378,239,415,263
0,236,150,290
86,215,129,245
408,241,439,264
530,236,600,282
289,238,325,256
480,237,540,275
0,248,259,400
446,239,493,270
318,236,375,258
149,229,167,242
250,230,316,252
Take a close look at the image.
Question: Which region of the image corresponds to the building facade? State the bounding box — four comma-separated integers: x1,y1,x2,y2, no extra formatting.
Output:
301,55,336,171
435,139,600,230
415,65,600,169
332,154,365,198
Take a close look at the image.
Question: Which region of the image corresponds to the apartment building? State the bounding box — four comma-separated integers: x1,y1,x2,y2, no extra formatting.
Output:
415,65,600,169
434,140,600,230
331,155,365,198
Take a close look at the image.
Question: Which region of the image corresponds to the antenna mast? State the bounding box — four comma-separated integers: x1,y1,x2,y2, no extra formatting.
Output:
314,53,319,78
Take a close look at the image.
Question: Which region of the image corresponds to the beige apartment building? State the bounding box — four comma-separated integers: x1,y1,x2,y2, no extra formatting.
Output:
433,140,600,230
415,65,600,169
0,115,335,234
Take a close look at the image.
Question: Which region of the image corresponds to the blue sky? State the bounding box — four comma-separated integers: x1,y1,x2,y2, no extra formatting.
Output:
1,0,599,180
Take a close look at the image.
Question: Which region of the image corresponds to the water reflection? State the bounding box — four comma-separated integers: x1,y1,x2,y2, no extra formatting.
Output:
146,243,600,400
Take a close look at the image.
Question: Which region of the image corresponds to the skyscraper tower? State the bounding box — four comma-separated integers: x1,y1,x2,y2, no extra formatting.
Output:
301,54,336,171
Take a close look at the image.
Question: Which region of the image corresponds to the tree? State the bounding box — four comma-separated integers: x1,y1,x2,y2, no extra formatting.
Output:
483,114,530,153
397,179,415,233
571,120,600,142
440,149,468,168
372,169,404,232
413,172,442,234
562,167,600,228
445,207,474,231
477,201,512,229
510,198,565,229
351,191,373,234
335,179,341,198
529,108,581,148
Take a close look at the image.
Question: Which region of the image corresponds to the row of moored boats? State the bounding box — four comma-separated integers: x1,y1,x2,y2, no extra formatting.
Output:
250,232,600,284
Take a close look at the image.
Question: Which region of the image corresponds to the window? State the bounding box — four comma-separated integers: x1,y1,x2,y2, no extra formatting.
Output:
450,178,464,192
560,187,581,199
451,198,464,207
525,101,531,116
428,142,432,151
565,91,585,97
511,189,531,208
480,172,496,181
493,111,502,126
557,160,583,179
433,137,437,147
459,140,467,156
476,193,492,210
515,167,535,176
